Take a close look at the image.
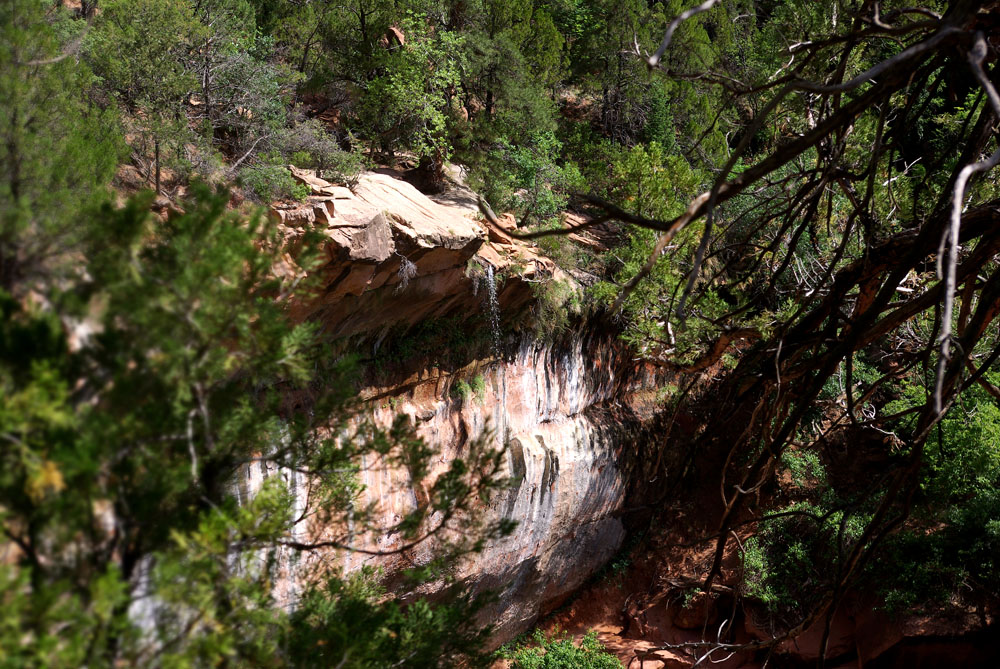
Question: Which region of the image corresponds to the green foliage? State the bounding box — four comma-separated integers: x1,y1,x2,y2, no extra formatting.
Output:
276,117,365,186
499,629,623,669
923,388,1000,502
356,15,467,161
474,131,585,226
239,162,310,202
780,449,827,488
471,374,488,401
743,504,864,616
747,371,1000,619
0,183,511,665
742,503,868,616
531,278,582,340
452,378,473,402
1,0,122,291
87,0,297,175
285,569,491,667
643,82,676,152
588,143,718,357
87,0,201,110
446,373,488,405
868,381,1000,612
86,0,204,183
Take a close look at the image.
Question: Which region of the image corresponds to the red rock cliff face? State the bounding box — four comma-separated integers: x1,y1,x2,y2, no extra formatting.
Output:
359,334,651,641
256,170,659,642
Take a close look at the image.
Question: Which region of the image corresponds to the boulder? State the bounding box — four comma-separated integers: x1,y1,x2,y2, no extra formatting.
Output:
497,212,518,232
486,221,516,246
293,172,491,335
329,186,354,200
287,164,335,195
328,211,395,263
309,196,335,225
269,203,315,227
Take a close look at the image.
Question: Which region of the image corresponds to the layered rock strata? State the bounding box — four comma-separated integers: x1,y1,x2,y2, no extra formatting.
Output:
359,333,651,640
258,169,657,641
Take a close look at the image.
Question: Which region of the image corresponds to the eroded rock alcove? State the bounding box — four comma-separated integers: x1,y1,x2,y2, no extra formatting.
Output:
247,167,661,642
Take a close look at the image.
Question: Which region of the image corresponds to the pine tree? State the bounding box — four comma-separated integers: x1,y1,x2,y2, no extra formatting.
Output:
0,0,121,291
1,5,508,666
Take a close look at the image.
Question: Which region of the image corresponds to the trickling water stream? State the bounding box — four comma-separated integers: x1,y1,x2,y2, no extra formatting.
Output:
485,264,502,358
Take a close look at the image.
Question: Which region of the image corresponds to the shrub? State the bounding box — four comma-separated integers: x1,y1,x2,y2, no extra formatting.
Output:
780,448,827,488
531,278,581,340
499,630,623,669
741,502,869,616
452,379,472,402
534,219,587,271
238,163,309,202
275,118,365,187
473,131,586,226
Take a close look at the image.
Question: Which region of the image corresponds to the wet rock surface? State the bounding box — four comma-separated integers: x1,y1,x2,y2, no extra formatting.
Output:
345,333,657,642
262,170,661,642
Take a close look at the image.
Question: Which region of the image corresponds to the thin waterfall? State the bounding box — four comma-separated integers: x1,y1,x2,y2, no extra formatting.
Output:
485,264,502,358
484,264,511,488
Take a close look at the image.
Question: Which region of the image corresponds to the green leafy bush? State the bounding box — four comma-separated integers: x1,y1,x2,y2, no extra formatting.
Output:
531,278,582,340
741,502,869,616
450,375,487,404
499,630,623,669
471,374,487,403
474,131,586,226
452,379,472,402
869,381,1000,612
780,448,827,488
238,163,309,202
355,17,465,161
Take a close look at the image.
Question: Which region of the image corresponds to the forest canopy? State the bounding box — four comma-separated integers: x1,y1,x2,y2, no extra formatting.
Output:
2,0,1000,666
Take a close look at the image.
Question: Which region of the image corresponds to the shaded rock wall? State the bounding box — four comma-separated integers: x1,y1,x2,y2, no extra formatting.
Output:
360,333,652,640
261,170,659,642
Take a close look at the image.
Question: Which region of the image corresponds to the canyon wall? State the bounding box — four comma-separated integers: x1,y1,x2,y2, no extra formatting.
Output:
253,169,658,641
248,170,995,663
362,333,650,640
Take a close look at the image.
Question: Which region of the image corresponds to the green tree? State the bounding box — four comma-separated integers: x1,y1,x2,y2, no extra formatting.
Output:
0,0,121,292
357,16,467,172
86,0,202,191
187,0,297,159
456,0,563,150
574,0,1000,661
0,185,507,667
474,130,584,225
1,6,510,666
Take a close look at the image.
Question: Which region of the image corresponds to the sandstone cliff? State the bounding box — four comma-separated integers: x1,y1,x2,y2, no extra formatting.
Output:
250,168,658,642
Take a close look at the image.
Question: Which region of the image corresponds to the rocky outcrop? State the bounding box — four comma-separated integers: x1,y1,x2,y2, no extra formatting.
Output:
277,168,570,338
366,333,655,640
260,169,658,642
